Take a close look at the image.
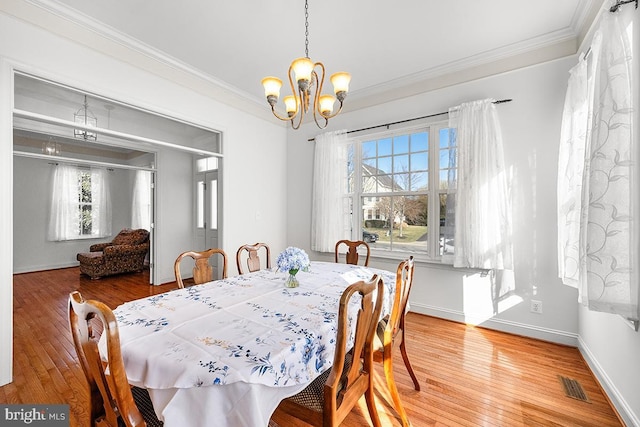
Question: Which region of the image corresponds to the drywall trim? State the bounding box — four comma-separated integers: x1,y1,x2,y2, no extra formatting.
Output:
0,59,13,387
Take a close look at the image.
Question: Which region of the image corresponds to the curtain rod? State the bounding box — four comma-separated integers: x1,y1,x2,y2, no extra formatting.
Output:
307,98,512,142
609,0,637,12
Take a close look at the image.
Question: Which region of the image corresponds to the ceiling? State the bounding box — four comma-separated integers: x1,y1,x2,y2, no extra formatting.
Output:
23,0,604,113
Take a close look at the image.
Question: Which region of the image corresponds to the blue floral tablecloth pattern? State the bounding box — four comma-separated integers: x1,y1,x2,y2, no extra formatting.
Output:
110,261,396,390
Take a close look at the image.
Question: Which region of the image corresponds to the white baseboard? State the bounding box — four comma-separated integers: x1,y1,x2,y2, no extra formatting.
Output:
409,302,578,346
578,336,639,427
13,262,79,274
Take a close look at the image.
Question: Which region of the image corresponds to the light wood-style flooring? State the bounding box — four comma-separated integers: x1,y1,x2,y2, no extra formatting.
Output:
3,267,623,426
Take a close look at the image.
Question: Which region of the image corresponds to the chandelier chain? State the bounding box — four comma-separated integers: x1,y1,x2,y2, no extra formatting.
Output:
304,0,309,58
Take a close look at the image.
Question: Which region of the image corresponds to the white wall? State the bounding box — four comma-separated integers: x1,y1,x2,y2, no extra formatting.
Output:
287,57,579,343
0,11,288,384
285,56,638,423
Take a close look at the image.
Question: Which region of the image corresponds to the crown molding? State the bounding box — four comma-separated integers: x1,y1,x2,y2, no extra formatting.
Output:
346,28,579,111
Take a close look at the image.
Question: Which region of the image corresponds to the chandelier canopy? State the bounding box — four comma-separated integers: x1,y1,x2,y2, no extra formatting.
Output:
261,0,351,130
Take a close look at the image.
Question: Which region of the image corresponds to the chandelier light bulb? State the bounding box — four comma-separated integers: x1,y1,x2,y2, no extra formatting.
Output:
283,96,298,116
262,77,283,106
292,57,314,87
330,72,351,100
319,94,335,115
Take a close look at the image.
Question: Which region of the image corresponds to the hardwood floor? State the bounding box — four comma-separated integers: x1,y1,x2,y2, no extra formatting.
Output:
4,267,623,426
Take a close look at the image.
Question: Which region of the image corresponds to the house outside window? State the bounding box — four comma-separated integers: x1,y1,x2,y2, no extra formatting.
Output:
347,121,454,261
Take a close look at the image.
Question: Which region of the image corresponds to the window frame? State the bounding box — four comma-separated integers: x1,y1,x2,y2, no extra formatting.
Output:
347,120,453,263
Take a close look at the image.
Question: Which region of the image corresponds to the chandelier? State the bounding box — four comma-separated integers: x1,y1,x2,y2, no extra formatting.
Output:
42,136,60,156
261,0,351,130
74,94,98,141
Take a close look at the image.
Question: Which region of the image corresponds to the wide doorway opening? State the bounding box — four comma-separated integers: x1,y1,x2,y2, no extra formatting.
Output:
12,71,222,285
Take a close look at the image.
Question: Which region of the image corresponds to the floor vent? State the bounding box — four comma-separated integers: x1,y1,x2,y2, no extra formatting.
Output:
559,375,590,403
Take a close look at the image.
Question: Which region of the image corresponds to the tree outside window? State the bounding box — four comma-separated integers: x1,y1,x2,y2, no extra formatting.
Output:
79,171,93,235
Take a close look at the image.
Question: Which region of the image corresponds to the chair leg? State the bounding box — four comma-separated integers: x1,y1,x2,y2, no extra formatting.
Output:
399,334,421,391
383,345,411,427
365,374,382,427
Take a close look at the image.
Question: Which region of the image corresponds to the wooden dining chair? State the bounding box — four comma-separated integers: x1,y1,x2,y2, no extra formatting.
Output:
270,274,384,427
235,242,271,275
68,291,163,427
174,248,228,288
334,239,371,267
373,256,419,427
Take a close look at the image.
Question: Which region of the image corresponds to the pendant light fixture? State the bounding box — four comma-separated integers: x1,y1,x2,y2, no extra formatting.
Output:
74,94,98,141
42,136,61,156
261,0,351,129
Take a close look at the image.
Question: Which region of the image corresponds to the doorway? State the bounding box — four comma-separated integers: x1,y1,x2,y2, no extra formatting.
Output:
12,71,223,284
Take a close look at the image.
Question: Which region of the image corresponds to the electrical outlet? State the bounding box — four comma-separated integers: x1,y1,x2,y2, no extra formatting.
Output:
531,300,543,314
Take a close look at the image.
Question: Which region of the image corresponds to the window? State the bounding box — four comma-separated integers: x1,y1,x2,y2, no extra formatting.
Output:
348,122,454,260
48,165,112,241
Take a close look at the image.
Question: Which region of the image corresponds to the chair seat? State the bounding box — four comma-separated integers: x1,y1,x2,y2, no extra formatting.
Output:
131,386,163,427
284,353,354,413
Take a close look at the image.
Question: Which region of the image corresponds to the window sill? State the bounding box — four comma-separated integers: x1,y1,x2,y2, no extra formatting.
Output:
368,249,489,273
369,248,449,266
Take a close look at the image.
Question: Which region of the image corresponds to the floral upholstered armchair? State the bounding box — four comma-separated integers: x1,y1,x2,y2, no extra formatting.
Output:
77,228,150,279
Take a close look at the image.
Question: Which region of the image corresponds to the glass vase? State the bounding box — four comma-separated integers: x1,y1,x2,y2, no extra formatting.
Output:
285,271,299,288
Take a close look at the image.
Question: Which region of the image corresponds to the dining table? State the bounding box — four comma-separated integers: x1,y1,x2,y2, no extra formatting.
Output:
100,261,397,427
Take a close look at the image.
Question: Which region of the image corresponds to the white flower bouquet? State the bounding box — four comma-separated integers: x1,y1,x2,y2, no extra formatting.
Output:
276,247,310,276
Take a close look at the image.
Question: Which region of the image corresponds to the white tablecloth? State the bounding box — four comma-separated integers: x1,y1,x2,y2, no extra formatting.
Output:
103,261,396,427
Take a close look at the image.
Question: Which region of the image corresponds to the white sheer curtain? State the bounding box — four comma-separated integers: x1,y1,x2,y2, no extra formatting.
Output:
311,129,349,252
447,99,513,272
47,164,80,241
558,9,637,322
47,165,112,241
91,168,112,238
131,170,152,230
557,58,591,290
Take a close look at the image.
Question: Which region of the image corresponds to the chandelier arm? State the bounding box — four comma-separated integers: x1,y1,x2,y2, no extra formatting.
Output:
310,68,328,129
269,105,295,122
312,64,326,117
312,111,329,129
290,85,307,129
286,64,301,120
